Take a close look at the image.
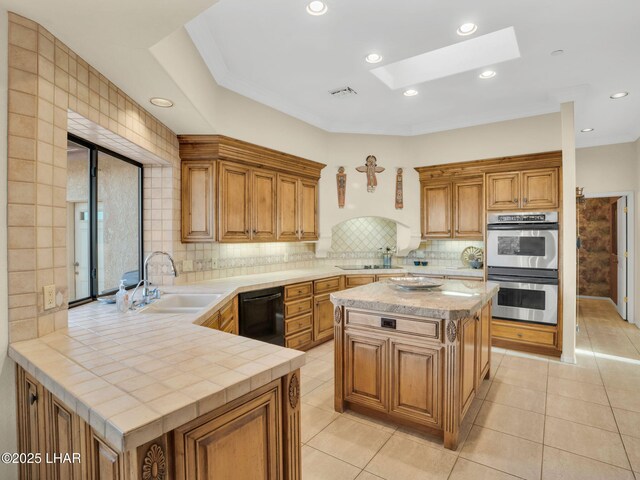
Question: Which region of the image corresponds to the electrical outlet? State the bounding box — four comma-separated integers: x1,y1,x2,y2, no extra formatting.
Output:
43,284,56,310
183,260,193,272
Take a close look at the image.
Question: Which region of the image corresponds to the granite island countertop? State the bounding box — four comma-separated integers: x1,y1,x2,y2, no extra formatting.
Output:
7,265,483,454
330,279,499,320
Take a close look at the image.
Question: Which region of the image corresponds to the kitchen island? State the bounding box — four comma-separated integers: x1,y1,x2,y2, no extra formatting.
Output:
331,279,499,450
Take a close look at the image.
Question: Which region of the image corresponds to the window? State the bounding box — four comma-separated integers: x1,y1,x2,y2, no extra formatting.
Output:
66,135,143,305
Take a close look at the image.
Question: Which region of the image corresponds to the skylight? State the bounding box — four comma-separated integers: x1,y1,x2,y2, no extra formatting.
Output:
370,27,521,90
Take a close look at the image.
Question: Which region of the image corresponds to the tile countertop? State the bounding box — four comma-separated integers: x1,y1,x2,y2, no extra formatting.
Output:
7,265,482,454
331,280,500,321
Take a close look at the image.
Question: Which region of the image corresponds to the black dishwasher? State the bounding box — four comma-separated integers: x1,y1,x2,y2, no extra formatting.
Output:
238,287,284,346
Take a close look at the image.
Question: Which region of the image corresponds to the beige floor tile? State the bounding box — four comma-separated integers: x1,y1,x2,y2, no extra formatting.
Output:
622,435,640,472
546,393,617,432
355,472,383,480
341,410,398,434
542,446,634,480
302,358,334,382
548,362,603,385
474,401,544,442
544,416,630,469
485,382,546,414
301,445,361,480
301,375,325,397
308,416,392,468
607,387,640,413
301,403,340,443
302,381,335,412
460,426,542,480
476,379,491,400
602,371,640,392
613,408,640,438
500,354,549,374
493,365,547,392
449,458,520,479
547,375,609,406
365,434,456,480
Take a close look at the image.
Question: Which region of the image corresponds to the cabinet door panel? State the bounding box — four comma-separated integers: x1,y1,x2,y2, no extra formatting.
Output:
390,341,441,428
181,161,215,242
486,172,520,210
252,170,277,241
454,180,483,239
299,180,319,240
422,183,451,238
17,369,46,479
90,434,121,480
313,293,334,343
460,317,477,417
46,394,82,480
277,174,300,241
522,168,558,209
344,331,387,411
478,302,491,382
219,162,251,242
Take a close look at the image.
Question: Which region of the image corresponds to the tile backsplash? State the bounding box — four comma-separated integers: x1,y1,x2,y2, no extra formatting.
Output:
405,240,485,267
331,217,397,252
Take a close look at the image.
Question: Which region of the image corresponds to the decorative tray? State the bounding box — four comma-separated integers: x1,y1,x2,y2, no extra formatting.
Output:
389,276,443,290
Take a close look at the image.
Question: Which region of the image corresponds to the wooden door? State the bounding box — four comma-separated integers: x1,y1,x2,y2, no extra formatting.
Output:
45,393,82,480
389,340,441,428
486,172,520,210
344,330,387,411
218,161,251,242
422,183,451,238
176,386,281,480
181,161,215,242
17,369,45,479
477,302,492,383
88,432,121,480
313,293,334,343
251,169,277,241
522,168,558,209
460,316,477,417
277,174,300,241
299,180,319,241
453,179,483,239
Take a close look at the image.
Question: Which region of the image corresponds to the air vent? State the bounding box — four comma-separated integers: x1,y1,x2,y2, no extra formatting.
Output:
329,86,358,97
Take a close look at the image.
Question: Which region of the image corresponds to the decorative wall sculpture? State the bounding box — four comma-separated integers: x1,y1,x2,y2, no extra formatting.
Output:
395,168,404,209
336,167,346,208
356,155,385,192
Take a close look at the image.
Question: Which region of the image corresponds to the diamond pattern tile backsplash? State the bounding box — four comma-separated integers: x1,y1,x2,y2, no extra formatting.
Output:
331,217,397,252
405,240,485,267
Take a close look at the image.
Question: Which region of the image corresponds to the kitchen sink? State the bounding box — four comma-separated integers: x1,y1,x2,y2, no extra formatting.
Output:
140,293,222,314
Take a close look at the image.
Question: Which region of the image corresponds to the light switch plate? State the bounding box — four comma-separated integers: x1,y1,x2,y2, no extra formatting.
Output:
44,284,56,310
183,260,193,272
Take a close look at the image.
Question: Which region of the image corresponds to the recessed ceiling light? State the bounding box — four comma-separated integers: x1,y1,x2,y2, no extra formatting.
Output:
365,53,383,64
551,49,564,56
457,23,478,36
306,1,327,16
479,70,496,79
610,92,629,99
403,89,419,97
580,128,594,132
149,97,174,108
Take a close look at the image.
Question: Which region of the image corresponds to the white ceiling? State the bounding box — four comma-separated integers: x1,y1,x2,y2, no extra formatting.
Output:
187,0,640,146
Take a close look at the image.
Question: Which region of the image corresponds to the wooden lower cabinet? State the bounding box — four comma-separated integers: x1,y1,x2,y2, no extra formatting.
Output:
199,297,238,335
492,318,560,356
17,367,302,480
459,315,477,417
313,294,334,343
344,275,376,289
344,330,387,412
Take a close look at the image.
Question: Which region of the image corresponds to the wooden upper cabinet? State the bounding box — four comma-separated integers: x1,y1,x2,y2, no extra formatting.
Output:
218,161,251,242
422,183,451,238
453,179,483,239
299,180,319,241
181,161,215,243
522,168,558,209
277,174,300,241
251,169,277,241
486,172,520,211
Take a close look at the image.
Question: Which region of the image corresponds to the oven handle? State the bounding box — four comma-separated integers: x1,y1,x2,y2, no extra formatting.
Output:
488,275,559,286
487,223,558,231
241,293,282,303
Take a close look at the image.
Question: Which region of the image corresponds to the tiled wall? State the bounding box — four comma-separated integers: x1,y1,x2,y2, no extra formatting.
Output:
6,13,180,342
405,239,485,267
330,217,396,252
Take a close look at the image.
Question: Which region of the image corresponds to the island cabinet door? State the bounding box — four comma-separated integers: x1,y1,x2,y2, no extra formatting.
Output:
174,385,282,480
344,330,388,412
477,301,492,383
460,316,478,418
389,340,442,428
313,293,335,343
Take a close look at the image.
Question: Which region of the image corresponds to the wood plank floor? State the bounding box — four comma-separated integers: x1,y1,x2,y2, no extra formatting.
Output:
300,299,640,479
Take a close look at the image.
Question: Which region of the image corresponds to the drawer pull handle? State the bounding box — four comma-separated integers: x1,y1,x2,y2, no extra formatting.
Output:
517,333,523,338
29,392,38,405
381,318,396,329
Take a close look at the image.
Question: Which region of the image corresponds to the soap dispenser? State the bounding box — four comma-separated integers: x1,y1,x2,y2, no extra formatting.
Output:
115,280,129,313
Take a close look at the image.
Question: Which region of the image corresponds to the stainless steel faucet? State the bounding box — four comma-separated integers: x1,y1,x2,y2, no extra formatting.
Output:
131,251,178,307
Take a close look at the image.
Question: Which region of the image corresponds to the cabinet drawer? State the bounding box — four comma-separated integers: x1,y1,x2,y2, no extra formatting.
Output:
492,320,556,346
345,275,376,289
285,282,313,301
285,330,312,350
285,313,313,336
446,275,482,282
314,276,341,295
346,310,441,341
285,297,313,318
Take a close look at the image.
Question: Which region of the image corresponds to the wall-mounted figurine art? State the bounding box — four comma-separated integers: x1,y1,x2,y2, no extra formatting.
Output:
395,168,404,209
336,167,346,208
356,155,385,193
